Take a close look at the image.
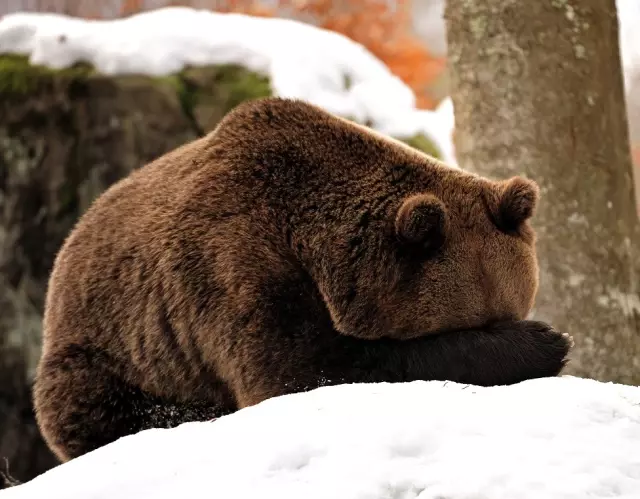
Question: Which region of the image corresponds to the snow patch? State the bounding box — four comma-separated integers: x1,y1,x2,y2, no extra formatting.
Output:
0,7,456,165
4,377,640,499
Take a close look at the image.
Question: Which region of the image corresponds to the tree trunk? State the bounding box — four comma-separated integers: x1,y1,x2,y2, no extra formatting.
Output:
444,0,640,384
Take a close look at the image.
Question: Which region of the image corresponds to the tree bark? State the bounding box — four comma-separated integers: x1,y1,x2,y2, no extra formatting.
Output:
444,0,640,384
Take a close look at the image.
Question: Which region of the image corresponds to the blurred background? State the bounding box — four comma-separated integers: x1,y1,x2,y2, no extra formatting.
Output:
1,0,640,489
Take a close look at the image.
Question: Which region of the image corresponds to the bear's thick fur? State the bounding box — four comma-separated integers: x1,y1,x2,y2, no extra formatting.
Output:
34,98,572,462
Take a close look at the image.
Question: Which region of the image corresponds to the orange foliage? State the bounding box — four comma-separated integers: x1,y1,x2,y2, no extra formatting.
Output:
203,0,446,108
281,0,445,109
120,0,145,17
631,144,640,166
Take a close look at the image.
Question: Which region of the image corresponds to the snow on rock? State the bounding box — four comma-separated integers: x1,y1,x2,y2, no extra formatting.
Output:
0,7,457,165
4,376,640,499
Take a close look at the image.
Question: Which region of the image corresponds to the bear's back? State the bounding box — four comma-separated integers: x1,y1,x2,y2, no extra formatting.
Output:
42,135,237,401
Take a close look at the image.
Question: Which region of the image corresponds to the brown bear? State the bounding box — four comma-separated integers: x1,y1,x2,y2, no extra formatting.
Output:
33,97,572,463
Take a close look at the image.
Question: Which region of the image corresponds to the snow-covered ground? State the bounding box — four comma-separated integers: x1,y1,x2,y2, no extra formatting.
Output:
0,7,456,165
617,0,640,142
3,376,640,499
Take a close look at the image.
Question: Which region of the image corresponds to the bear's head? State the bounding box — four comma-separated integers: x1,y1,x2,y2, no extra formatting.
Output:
320,168,538,338
215,98,541,340
315,167,540,340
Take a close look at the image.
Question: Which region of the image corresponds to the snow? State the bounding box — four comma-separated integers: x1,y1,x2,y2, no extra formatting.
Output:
4,376,640,499
0,7,456,165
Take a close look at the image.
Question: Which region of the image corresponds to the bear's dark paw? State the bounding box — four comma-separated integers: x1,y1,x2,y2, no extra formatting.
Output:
480,319,574,384
517,320,573,378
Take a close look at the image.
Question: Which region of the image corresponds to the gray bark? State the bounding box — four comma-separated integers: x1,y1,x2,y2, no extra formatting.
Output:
444,0,640,383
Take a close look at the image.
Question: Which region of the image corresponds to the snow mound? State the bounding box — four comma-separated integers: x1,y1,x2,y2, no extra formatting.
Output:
5,376,640,499
0,7,456,165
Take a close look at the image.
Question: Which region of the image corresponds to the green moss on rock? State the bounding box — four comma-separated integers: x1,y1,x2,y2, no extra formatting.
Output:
209,65,271,113
0,56,270,128
0,54,92,95
179,65,272,132
341,115,443,160
402,134,443,160
0,54,441,159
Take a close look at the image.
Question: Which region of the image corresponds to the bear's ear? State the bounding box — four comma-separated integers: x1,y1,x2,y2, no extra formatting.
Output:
395,194,448,250
497,177,539,231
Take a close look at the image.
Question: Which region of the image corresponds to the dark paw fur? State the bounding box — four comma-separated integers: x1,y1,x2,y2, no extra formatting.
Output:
497,320,573,379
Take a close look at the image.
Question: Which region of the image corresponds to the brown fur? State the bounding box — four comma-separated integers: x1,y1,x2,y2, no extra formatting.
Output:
33,97,571,463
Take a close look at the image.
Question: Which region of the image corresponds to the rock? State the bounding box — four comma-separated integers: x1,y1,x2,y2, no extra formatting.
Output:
0,54,273,484
402,133,445,160
180,66,271,133
0,349,44,489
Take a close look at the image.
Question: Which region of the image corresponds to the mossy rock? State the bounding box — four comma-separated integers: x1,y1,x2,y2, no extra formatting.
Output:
0,54,93,95
178,65,272,132
0,55,199,484
0,55,274,483
402,134,443,160
0,55,271,118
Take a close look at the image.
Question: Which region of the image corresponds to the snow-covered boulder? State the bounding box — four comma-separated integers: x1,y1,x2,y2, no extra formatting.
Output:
0,7,455,163
4,376,640,499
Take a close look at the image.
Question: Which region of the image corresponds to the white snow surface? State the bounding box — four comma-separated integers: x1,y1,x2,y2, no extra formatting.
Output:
0,7,456,164
4,376,640,499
